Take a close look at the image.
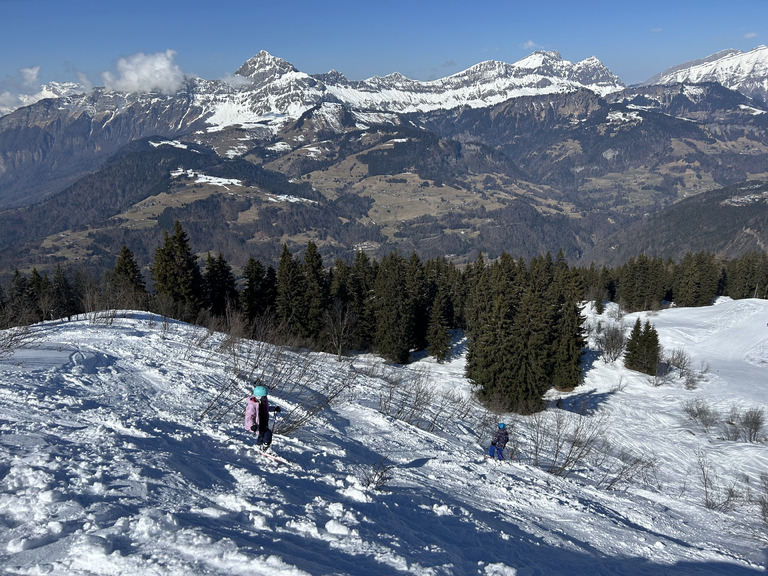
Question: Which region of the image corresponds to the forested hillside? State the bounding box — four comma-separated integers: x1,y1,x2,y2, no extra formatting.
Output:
3,223,767,412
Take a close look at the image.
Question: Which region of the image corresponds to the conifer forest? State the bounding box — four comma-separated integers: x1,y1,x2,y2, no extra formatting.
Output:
2,220,767,413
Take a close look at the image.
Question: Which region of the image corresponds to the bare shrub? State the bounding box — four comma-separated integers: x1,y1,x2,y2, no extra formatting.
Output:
682,398,720,431
260,350,356,435
526,407,608,478
610,376,626,393
720,405,743,441
719,405,765,443
684,371,701,390
740,407,765,443
697,450,741,511
200,340,356,436
357,457,394,491
0,325,38,360
377,368,469,433
596,323,626,363
758,473,768,527
324,299,358,361
667,347,692,378
425,389,473,434
595,447,659,490
608,305,625,322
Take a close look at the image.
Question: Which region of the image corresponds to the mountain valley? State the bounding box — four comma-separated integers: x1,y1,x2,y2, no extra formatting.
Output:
1,48,768,278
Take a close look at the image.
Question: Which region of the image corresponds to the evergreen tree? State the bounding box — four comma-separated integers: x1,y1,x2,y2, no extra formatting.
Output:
202,252,238,317
405,251,428,350
549,255,585,391
275,243,305,335
347,251,377,349
6,270,34,326
28,268,52,321
51,265,79,320
301,241,329,342
240,257,275,322
467,294,517,406
625,319,661,375
624,318,642,368
426,286,451,362
110,246,148,310
151,221,203,317
373,250,412,363
330,258,350,303
113,246,146,294
464,251,491,335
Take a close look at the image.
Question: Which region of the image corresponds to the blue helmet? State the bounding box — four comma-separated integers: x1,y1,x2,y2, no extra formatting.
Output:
498,423,506,429
253,385,268,398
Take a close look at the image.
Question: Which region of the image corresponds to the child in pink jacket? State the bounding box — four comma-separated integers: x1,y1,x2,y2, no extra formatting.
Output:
244,385,281,450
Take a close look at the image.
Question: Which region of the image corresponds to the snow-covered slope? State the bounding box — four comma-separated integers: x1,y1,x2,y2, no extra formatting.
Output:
1,300,767,575
646,45,768,103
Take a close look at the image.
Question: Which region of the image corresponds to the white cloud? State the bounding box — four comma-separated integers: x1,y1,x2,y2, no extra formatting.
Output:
102,49,185,94
521,40,544,50
19,66,41,86
76,71,93,91
744,32,758,39
650,27,662,33
0,90,21,110
220,73,253,87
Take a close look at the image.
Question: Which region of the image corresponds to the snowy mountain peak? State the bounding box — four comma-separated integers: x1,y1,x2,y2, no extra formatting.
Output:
234,50,301,83
647,45,768,103
513,50,564,69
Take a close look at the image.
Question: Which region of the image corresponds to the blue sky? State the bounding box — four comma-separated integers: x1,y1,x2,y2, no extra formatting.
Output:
1,0,767,99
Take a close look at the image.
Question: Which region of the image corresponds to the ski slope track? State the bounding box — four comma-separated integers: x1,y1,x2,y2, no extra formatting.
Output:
1,299,767,575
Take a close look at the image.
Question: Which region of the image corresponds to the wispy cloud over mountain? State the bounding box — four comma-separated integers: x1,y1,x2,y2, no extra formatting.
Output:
102,49,185,94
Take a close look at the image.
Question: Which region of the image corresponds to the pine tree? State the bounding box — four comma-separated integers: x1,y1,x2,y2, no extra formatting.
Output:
113,246,146,294
151,221,203,317
301,241,329,342
638,321,661,375
51,265,79,320
373,250,412,363
347,251,377,349
110,246,147,310
625,319,660,375
202,252,237,317
426,287,451,362
549,258,585,391
405,251,428,350
504,257,552,412
28,268,52,321
240,257,274,322
624,318,642,369
467,294,517,405
275,243,305,336
5,270,34,326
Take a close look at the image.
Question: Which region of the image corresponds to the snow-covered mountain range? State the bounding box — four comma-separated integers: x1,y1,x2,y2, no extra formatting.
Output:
1,299,766,574
646,45,768,103
1,50,624,122
194,49,626,132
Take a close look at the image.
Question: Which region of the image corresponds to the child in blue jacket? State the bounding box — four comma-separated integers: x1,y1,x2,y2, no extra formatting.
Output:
488,423,508,460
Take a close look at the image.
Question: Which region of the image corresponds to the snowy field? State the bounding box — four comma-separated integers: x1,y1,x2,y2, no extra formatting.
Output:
1,299,767,575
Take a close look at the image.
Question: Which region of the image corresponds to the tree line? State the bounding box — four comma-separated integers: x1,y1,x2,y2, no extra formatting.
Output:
579,251,768,313
1,221,766,413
